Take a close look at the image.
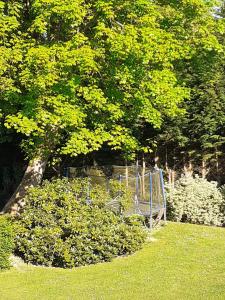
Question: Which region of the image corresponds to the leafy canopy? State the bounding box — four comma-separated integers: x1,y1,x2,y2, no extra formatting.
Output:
0,0,221,159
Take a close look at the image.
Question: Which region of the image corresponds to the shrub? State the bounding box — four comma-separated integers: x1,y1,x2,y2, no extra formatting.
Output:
167,176,224,226
0,216,14,270
219,186,225,226
89,178,132,212
15,178,146,268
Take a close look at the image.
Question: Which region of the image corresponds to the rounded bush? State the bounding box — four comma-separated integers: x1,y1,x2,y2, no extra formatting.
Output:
167,176,224,226
15,179,146,268
0,216,14,270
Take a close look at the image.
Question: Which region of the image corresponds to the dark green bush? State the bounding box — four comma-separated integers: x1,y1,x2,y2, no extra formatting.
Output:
0,216,14,270
15,179,146,268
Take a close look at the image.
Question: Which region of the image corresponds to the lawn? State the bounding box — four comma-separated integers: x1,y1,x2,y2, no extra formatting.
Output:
1,222,225,300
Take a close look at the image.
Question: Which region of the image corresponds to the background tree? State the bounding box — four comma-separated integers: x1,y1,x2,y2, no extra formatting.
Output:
0,0,221,212
151,1,225,181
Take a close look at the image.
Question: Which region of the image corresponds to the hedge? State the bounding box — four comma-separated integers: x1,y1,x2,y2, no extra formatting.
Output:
0,216,14,270
15,179,147,268
167,176,224,226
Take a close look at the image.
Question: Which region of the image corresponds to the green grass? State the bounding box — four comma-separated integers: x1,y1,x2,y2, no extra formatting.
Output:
1,222,225,300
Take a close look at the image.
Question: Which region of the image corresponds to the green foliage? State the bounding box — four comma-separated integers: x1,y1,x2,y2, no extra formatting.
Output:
1,223,225,299
0,216,14,270
15,178,146,268
167,176,225,226
150,2,225,169
0,0,221,161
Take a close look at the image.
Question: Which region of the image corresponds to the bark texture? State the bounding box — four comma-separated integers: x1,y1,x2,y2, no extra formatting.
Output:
2,156,48,214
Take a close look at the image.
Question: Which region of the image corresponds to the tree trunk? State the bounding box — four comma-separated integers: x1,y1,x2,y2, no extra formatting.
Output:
125,164,129,188
142,156,146,200
1,155,48,214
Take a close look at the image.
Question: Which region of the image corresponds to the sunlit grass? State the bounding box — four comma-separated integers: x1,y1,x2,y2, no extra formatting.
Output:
1,222,225,300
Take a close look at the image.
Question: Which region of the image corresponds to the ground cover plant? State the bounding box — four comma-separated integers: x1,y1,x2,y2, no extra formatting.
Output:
15,179,146,268
167,176,225,226
1,222,225,299
0,216,14,270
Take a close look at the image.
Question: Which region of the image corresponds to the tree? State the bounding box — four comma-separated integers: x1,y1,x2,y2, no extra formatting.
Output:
0,0,221,212
151,1,225,179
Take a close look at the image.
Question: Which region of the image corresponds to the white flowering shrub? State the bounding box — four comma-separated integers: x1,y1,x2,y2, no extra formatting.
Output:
167,176,225,226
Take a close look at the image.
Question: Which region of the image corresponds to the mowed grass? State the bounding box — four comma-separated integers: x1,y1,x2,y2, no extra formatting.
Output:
1,222,225,300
